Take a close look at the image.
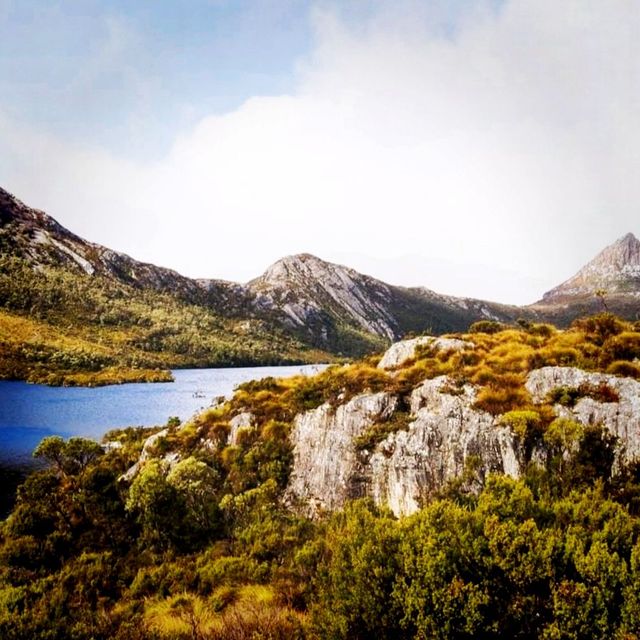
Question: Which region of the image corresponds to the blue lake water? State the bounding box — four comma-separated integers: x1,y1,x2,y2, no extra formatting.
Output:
0,365,325,465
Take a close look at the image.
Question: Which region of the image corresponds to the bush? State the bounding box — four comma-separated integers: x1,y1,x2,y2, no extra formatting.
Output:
469,320,509,334
607,360,640,379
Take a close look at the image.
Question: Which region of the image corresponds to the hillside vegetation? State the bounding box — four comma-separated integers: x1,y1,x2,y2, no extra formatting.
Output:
0,257,332,385
2,314,640,638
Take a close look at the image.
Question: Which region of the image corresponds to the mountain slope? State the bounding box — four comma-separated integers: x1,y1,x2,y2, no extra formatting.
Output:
2,184,640,384
0,187,203,300
529,233,640,323
243,253,527,352
541,233,640,302
0,189,332,384
0,186,528,364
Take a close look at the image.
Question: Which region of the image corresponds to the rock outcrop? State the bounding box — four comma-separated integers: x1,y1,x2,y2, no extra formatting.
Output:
377,336,473,370
228,412,255,446
286,379,521,518
368,378,520,515
286,365,640,518
286,392,398,514
526,366,640,461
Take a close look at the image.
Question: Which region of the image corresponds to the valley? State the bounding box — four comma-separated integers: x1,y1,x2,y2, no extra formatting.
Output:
1,185,639,386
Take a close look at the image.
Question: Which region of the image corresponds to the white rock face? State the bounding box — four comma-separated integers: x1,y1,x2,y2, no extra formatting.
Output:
286,392,398,515
250,253,399,339
286,379,520,517
526,366,640,460
228,412,254,445
377,336,473,370
286,366,640,518
368,378,520,516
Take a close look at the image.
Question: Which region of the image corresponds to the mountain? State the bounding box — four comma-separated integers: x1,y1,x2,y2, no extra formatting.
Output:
0,187,202,300
1,184,639,384
541,232,640,302
530,233,640,322
240,252,525,353
0,186,526,365
0,188,331,385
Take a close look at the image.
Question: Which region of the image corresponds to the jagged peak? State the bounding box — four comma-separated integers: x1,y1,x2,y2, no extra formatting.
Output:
580,231,640,270
541,231,640,302
618,231,638,245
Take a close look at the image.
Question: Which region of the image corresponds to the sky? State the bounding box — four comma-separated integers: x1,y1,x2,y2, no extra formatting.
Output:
1,0,638,305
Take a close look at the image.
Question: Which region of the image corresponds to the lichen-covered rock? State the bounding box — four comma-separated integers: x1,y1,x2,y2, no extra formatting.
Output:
377,336,472,370
286,392,398,516
369,377,520,516
228,412,254,445
286,379,521,518
526,366,640,460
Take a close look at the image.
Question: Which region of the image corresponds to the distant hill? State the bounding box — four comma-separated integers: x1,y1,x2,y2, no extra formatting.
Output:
529,232,640,322
1,185,639,382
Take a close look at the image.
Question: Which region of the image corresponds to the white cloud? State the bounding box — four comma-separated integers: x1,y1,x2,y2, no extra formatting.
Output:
1,0,638,304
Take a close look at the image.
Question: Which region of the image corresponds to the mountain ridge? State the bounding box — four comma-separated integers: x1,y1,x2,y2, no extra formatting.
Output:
1,184,639,383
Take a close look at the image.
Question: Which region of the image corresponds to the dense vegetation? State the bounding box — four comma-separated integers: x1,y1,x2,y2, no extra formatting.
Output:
0,257,332,385
2,313,640,638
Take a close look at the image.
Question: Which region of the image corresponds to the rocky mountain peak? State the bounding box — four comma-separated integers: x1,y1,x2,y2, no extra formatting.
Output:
249,253,399,341
541,232,640,302
593,232,640,268
256,253,357,289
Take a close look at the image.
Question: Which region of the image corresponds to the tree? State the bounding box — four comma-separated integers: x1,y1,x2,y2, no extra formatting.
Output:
126,461,184,550
33,436,103,477
310,500,402,640
167,457,221,542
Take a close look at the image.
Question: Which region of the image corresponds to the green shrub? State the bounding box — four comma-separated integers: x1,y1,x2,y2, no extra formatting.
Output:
469,320,510,334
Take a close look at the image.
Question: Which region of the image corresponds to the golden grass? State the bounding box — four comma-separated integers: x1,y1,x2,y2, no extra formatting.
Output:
144,585,304,639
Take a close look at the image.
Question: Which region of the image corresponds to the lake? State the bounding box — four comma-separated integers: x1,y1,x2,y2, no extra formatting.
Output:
0,365,326,465
0,365,326,516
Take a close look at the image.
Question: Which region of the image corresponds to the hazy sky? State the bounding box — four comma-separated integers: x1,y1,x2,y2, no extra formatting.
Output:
1,0,638,304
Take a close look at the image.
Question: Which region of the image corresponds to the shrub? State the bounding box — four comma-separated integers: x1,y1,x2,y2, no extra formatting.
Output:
602,332,640,363
571,313,627,345
546,382,620,407
473,386,529,415
469,320,509,334
607,360,640,379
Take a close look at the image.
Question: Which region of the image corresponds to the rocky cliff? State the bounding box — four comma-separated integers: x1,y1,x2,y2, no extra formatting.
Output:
285,340,640,517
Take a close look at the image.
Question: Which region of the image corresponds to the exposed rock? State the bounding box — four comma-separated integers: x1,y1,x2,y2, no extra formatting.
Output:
286,392,398,516
370,377,520,516
526,366,640,460
120,427,182,482
377,336,473,370
286,381,520,518
541,233,640,302
228,412,254,445
286,365,640,518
